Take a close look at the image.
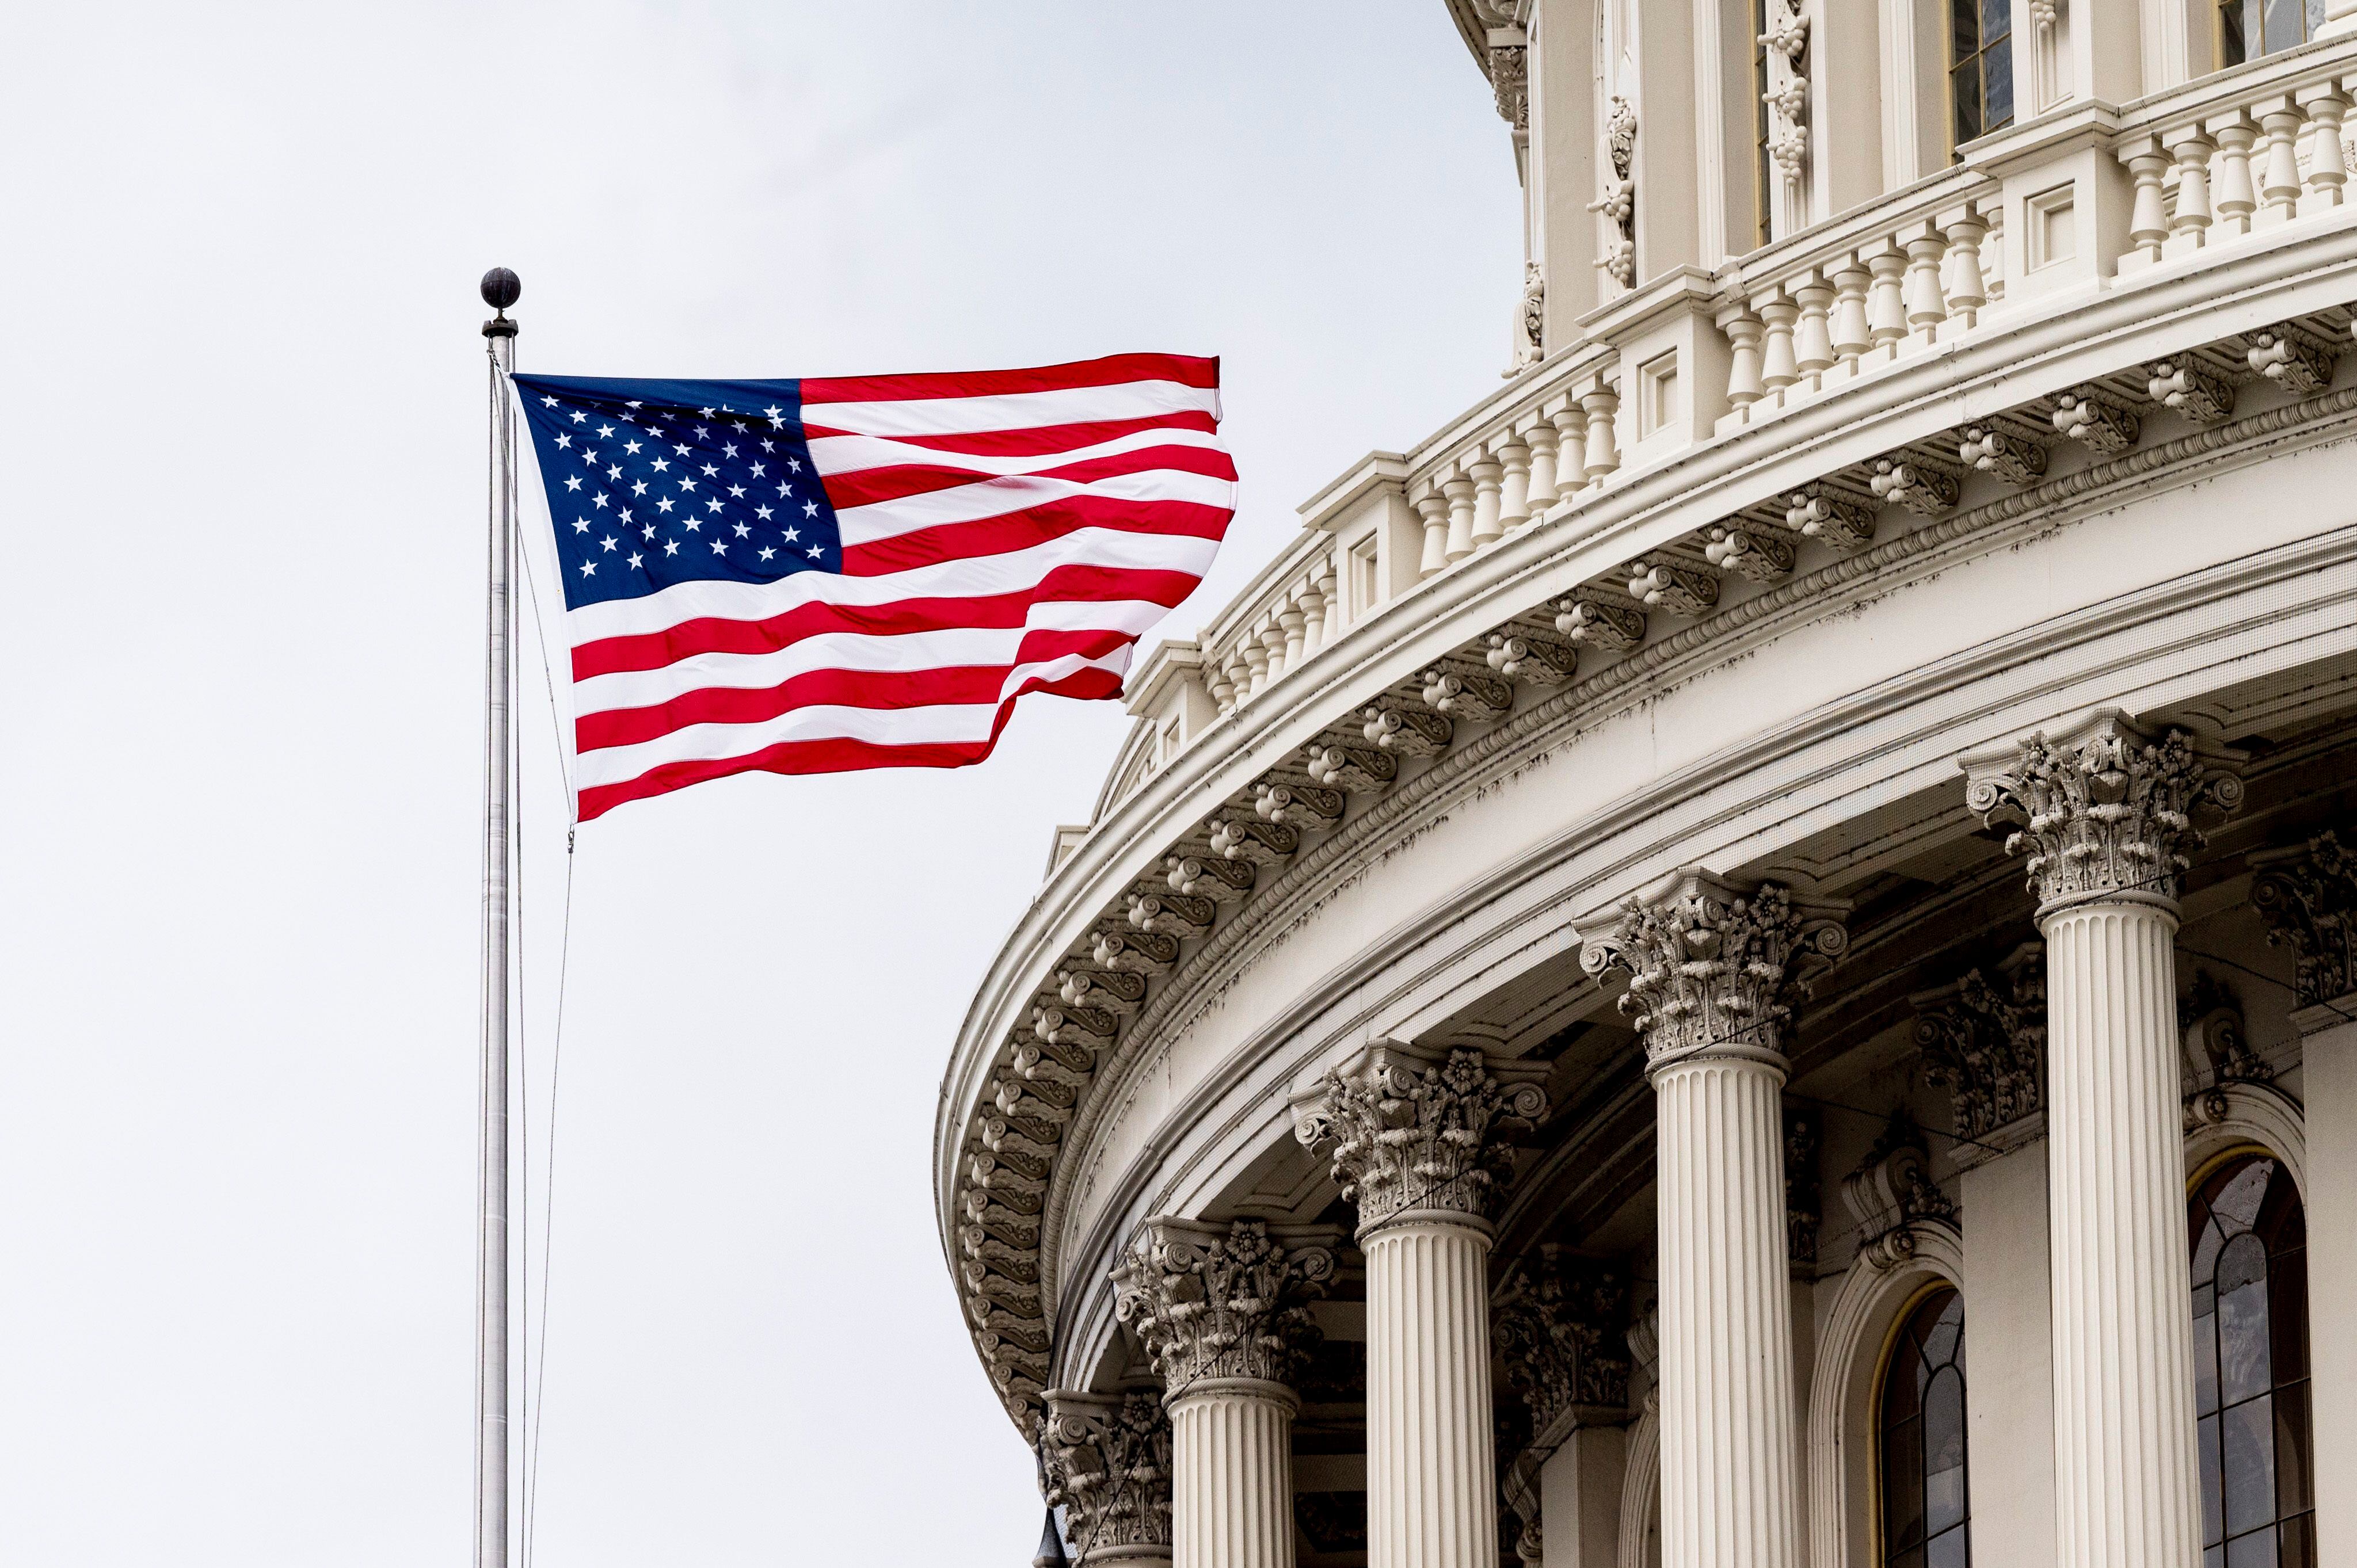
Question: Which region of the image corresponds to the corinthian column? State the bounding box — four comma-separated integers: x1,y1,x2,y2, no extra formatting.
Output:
1964,711,2244,1568
1112,1218,1336,1568
1294,1043,1551,1568
1038,1388,1174,1567
1581,873,1847,1568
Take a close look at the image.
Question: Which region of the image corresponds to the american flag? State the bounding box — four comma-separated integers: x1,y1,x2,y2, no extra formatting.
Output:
511,356,1236,821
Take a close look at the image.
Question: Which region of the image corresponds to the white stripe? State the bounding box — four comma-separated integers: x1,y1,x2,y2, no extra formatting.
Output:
564,527,1217,646
799,380,1219,438
833,467,1236,547
806,424,1227,479
576,599,1169,714
574,649,1129,788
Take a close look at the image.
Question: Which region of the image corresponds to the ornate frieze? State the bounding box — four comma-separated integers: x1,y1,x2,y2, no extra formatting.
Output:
1254,779,1346,828
1421,665,1515,722
1111,1218,1337,1397
1625,558,1719,615
1867,453,1959,515
1293,1043,1551,1234
1038,1388,1174,1561
2249,830,2357,1010
1785,484,1876,551
1840,1118,1959,1273
1553,593,1646,650
1962,712,2244,914
1492,1247,1633,1436
1909,944,2047,1143
1958,423,2048,484
1485,630,1575,684
2246,322,2338,394
1704,524,1796,582
1579,872,1849,1069
2147,355,2234,422
2051,386,2141,452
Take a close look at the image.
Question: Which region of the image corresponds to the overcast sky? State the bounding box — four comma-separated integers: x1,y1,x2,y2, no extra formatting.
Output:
0,6,1517,1562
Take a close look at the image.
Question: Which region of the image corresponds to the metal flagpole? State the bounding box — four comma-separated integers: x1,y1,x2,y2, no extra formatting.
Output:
477,265,521,1568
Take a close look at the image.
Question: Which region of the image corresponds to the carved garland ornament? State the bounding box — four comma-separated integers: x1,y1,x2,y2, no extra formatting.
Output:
1964,714,2244,913
1593,97,1638,288
1037,1389,1172,1560
1111,1218,1335,1397
1294,1046,1551,1233
1579,873,1849,1069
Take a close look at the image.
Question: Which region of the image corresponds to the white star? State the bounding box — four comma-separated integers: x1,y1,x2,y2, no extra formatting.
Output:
722,442,738,458
732,419,749,433
679,477,697,493
684,518,700,532
625,400,643,410
706,498,724,514
600,535,617,552
657,497,675,513
632,480,649,497
778,483,792,497
581,448,597,464
783,527,800,542
755,505,774,521
788,457,804,472
555,433,573,450
759,545,776,561
628,552,643,569
807,544,823,558
572,518,590,533
540,395,558,407
729,484,746,498
642,525,656,541
662,539,680,556
711,539,727,555
732,521,750,537
579,560,596,575
750,462,766,478
651,457,670,474
563,475,583,492
619,508,633,524
592,493,609,509
570,410,588,424
623,439,642,455
607,464,622,481
673,443,691,457
763,404,783,419
700,463,718,478
803,500,819,517
760,440,775,452
694,425,710,439
698,407,714,417
597,424,615,438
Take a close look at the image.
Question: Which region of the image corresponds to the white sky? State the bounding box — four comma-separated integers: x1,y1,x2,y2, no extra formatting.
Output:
0,5,1517,1562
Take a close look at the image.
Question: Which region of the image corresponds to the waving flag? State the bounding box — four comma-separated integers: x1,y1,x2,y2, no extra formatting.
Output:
512,355,1235,821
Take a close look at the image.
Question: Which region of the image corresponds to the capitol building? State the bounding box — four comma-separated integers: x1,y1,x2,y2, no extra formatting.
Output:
934,1,2357,1563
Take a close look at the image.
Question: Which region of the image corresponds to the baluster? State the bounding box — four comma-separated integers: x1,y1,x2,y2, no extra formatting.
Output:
1241,638,1270,698
1258,621,1288,687
1414,491,1450,579
2166,128,2217,249
1316,562,1341,646
1902,222,1950,335
1830,260,1872,367
1209,657,1237,714
1719,301,1767,411
2259,98,2306,223
1865,243,1909,346
1296,576,1324,659
1759,289,1800,394
1442,470,1478,563
1278,592,1306,669
1580,380,1620,483
1551,403,1589,494
2121,137,2172,261
1524,417,1561,512
1793,271,1836,386
2211,112,2258,238
1468,455,1505,551
1496,434,1532,532
1944,208,1989,326
2302,87,2349,212
1981,205,2005,302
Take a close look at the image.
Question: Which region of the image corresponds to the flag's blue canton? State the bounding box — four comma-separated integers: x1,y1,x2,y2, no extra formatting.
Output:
513,373,842,611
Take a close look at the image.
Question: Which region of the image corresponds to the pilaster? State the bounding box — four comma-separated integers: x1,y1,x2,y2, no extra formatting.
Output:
1581,871,1847,1568
1963,710,2244,1568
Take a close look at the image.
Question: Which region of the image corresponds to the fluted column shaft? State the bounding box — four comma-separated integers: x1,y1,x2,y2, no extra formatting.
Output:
1364,1214,1498,1568
1654,1056,1800,1568
2041,897,2203,1568
1170,1380,1297,1568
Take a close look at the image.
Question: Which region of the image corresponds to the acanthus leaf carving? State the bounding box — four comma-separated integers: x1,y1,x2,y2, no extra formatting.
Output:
1111,1218,1338,1397
2249,829,2357,1011
1785,484,1876,551
1486,630,1576,684
1293,1043,1552,1233
1255,778,1347,827
1703,524,1796,582
1038,1388,1174,1559
1553,593,1647,650
1492,1245,1633,1439
1909,944,2047,1143
2051,386,2141,452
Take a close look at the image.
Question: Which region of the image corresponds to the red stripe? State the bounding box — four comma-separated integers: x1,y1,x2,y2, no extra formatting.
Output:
841,497,1231,579
799,354,1217,406
575,630,1134,751
820,442,1239,511
571,564,1204,681
804,410,1220,458
576,665,1124,821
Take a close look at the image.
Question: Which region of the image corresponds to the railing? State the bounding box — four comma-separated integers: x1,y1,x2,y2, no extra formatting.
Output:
1126,39,2357,810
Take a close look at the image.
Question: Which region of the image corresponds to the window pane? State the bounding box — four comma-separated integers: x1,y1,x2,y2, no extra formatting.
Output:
2280,1513,2314,1568
1954,64,1982,147
2275,1382,2310,1520
1982,0,2011,42
1924,1308,1962,1373
1928,1525,1969,1568
1984,39,2015,132
2270,1247,2308,1386
2218,1162,2274,1230
2196,1307,2221,1415
2221,1,2249,67
2196,1215,2225,1287
1952,0,1981,58
2264,0,2305,52
1887,1414,1926,1548
2223,1395,2278,1538
2220,1236,2274,1405
2229,1527,2280,1568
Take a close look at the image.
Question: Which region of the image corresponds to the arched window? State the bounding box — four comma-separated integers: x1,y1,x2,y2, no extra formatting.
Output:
2190,1153,2313,1566
1949,0,2014,155
2219,0,2328,68
1879,1285,1970,1568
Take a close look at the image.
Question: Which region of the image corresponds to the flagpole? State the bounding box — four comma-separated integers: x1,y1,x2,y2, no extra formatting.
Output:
477,265,521,1568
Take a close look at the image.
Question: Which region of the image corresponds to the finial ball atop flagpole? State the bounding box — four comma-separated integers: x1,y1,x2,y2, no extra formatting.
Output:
481,267,520,338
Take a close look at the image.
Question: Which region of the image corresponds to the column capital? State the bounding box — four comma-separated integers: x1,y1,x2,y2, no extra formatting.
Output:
2249,829,2357,1017
1290,1041,1551,1237
1909,942,2048,1149
1038,1388,1174,1563
1110,1218,1337,1401
1962,710,2244,918
1492,1246,1633,1442
1579,870,1849,1072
